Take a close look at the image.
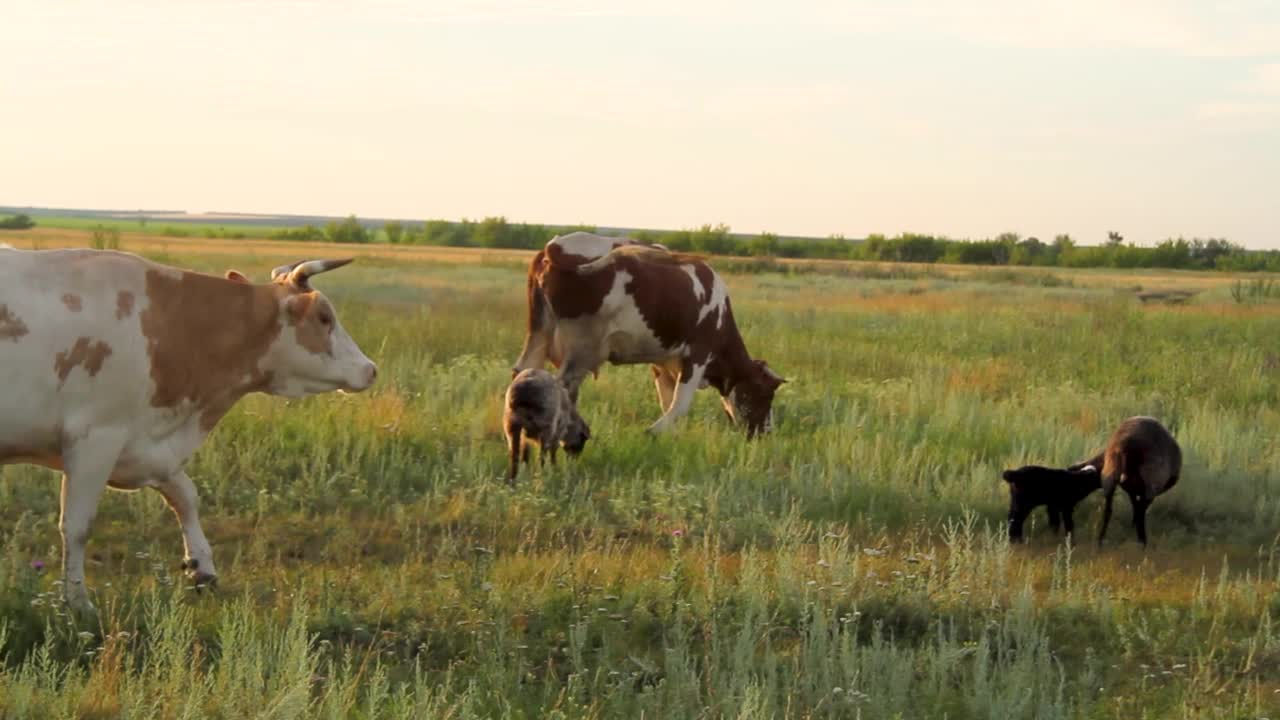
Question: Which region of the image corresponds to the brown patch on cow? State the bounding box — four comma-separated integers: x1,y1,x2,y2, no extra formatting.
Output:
540,257,616,321
617,254,704,352
0,444,63,471
142,268,284,431
54,337,113,384
116,291,135,320
285,292,334,356
0,304,29,342
62,294,83,312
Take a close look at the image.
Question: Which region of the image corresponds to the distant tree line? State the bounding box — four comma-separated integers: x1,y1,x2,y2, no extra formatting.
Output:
266,215,1280,272
0,213,35,230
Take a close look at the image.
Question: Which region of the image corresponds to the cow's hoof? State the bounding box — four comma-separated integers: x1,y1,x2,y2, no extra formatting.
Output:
190,572,218,591
182,560,218,590
66,595,97,617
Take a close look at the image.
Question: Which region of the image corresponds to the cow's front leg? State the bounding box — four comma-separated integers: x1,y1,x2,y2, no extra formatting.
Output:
152,471,217,586
59,430,127,614
650,360,680,412
647,360,706,434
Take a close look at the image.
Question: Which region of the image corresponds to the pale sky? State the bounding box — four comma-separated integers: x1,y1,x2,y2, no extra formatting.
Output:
4,1,1279,247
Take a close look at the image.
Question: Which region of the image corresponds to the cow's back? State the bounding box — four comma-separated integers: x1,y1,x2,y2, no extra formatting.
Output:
0,250,158,462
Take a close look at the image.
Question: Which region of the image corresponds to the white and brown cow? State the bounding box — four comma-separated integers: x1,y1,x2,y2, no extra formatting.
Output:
0,248,376,612
513,232,784,436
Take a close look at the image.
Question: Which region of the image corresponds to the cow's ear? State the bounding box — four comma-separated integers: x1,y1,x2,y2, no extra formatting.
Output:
225,270,250,284
757,360,786,387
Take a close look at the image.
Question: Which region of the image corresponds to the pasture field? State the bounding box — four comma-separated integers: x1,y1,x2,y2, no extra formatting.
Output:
2,230,1280,719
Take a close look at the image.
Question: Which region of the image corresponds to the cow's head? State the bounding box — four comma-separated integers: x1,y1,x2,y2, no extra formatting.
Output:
721,359,786,438
237,259,376,397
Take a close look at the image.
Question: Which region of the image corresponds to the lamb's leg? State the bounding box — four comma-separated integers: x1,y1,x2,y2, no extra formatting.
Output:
540,430,560,466
1046,506,1062,534
1062,508,1076,540
506,423,523,484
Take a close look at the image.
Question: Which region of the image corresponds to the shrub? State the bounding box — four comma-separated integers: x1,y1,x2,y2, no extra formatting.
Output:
0,214,35,230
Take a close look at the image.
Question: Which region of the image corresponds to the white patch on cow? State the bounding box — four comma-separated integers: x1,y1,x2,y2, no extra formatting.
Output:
699,271,729,330
593,270,685,363
1080,464,1097,473
681,266,706,303
551,232,626,260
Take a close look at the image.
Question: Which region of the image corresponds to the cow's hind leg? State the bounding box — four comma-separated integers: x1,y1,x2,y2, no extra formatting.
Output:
647,360,707,434
559,344,605,405
1097,470,1121,547
152,471,217,586
59,430,128,614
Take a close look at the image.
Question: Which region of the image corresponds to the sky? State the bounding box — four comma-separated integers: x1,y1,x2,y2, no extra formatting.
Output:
3,0,1278,247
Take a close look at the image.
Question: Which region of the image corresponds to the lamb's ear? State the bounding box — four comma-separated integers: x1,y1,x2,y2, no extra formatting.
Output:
1002,470,1016,483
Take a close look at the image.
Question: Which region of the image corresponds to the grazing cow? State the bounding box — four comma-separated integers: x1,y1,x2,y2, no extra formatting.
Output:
0,248,377,612
513,232,784,436
503,368,590,483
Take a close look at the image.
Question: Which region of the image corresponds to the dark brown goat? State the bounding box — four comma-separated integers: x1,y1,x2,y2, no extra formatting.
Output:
1092,416,1181,546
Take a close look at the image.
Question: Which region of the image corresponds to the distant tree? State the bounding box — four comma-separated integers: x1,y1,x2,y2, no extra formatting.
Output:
1189,237,1239,269
690,224,735,255
383,220,404,245
324,215,371,244
1106,231,1124,248
420,219,453,246
1011,236,1046,265
750,231,781,257
473,216,512,248
0,213,35,230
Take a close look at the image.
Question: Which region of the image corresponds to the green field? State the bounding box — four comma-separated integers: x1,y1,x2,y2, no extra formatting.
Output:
2,234,1280,718
25,215,292,240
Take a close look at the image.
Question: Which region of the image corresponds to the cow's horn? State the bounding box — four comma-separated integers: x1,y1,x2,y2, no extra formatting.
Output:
278,258,354,287
270,260,303,281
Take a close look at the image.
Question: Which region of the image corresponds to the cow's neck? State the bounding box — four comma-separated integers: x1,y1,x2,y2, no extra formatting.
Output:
143,272,284,434
704,318,756,397
193,284,283,430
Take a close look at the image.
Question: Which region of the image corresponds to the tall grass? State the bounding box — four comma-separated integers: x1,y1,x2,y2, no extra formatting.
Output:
2,242,1280,717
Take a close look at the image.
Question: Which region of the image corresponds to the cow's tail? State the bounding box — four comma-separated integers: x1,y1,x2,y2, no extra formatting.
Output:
576,244,701,275
513,251,557,374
